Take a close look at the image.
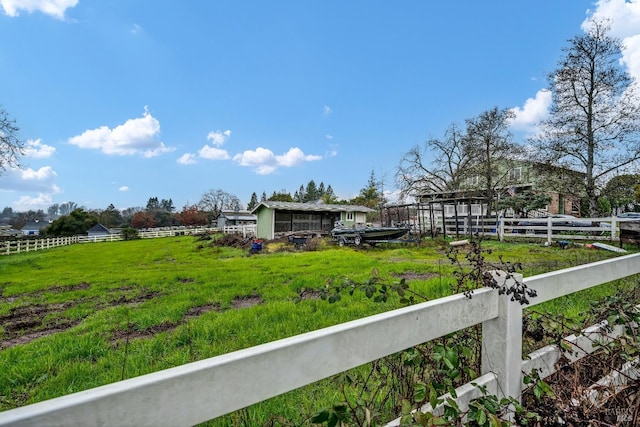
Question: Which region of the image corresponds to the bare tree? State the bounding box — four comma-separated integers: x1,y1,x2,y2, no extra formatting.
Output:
0,107,25,173
533,20,640,216
59,201,79,216
396,123,470,198
464,106,520,207
198,189,243,220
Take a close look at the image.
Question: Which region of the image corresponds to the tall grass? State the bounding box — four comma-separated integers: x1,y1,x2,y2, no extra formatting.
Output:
0,236,635,424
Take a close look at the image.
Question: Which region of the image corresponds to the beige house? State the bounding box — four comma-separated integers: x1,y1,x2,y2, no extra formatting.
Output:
419,159,583,217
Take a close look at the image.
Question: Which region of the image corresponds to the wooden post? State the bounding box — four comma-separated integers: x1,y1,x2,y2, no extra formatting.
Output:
482,272,524,407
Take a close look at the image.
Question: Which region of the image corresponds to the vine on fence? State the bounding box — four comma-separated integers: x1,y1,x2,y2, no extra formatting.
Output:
304,238,543,426
302,238,639,426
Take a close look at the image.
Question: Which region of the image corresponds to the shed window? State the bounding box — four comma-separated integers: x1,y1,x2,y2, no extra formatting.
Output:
509,167,522,181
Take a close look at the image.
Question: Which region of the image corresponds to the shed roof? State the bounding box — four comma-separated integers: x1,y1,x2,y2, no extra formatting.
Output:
251,201,375,214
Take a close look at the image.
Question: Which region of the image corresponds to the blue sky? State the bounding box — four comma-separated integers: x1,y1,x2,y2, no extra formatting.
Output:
1,1,639,212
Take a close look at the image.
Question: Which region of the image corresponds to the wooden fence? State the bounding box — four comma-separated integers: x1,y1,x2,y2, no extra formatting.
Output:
1,253,639,426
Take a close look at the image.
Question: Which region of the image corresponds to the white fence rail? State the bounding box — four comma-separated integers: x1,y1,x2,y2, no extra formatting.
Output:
497,216,625,244
1,253,639,426
435,215,636,245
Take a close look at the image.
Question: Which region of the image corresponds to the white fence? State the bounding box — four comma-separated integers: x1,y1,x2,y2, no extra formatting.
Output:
1,253,639,426
434,215,636,245
498,216,633,244
0,227,221,255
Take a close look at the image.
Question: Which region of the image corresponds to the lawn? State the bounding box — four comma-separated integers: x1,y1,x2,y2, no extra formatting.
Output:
0,235,635,425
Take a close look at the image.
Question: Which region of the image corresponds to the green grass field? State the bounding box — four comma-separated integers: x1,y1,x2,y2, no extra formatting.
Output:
0,235,636,425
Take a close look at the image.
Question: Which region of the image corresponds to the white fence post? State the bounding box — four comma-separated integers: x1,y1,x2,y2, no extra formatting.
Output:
482,272,524,404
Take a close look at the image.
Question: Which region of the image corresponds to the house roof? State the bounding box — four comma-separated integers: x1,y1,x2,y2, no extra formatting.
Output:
21,221,45,231
221,213,257,221
87,223,111,234
251,201,375,214
219,211,257,221
0,225,21,236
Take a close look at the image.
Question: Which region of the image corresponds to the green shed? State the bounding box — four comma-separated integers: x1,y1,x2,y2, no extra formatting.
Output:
250,201,375,240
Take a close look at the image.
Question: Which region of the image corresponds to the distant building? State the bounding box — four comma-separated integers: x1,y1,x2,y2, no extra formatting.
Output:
20,221,45,236
0,225,21,238
216,211,257,229
417,159,583,218
87,223,115,237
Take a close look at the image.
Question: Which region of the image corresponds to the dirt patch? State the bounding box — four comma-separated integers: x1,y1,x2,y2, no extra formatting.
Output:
109,291,161,306
297,289,321,301
48,282,91,293
393,271,440,281
1,323,80,349
111,321,177,342
0,303,79,349
231,295,263,309
0,288,163,349
185,303,220,319
111,304,221,343
0,282,92,303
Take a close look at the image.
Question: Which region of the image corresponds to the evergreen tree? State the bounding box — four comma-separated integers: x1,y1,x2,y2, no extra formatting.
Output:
100,203,123,227
247,192,259,211
322,185,337,203
305,180,318,202
146,197,160,211
318,182,326,198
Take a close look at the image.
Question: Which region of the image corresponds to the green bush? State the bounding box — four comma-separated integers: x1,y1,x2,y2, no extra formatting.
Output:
121,227,139,240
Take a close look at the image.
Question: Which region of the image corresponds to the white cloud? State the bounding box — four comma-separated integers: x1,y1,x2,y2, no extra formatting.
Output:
0,0,78,19
514,2,640,133
0,165,59,193
323,105,332,115
509,89,552,132
13,193,55,211
68,107,174,157
325,134,333,140
118,186,130,192
142,143,174,158
277,147,322,166
24,138,56,158
198,145,230,160
177,153,197,165
177,130,232,165
130,23,143,35
233,146,322,175
207,130,231,147
586,0,640,81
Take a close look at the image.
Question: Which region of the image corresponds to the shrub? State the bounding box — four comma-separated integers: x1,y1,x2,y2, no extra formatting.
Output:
121,227,139,241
